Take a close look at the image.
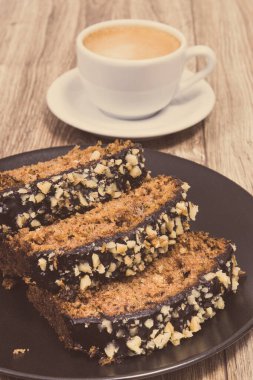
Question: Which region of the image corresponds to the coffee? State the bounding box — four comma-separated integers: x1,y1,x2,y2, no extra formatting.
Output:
83,25,180,60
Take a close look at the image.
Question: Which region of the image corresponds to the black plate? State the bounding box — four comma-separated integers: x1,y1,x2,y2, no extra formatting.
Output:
0,147,252,380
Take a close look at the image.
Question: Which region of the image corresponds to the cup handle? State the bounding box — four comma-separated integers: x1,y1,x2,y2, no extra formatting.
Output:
177,45,216,94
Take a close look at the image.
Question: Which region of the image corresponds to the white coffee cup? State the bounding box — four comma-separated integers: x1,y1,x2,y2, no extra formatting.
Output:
76,19,216,120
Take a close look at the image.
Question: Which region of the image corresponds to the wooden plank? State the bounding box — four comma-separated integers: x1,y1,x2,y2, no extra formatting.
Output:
128,0,206,165
192,0,253,193
225,332,253,380
0,0,206,165
192,1,253,379
0,0,252,379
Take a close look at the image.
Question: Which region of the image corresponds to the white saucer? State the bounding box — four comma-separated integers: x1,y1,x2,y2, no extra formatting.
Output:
47,68,215,139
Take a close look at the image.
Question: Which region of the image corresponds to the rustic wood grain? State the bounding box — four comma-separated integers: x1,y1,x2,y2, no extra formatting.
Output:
0,0,252,379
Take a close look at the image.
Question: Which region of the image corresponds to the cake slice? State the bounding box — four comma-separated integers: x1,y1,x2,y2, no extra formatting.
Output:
1,176,197,292
0,140,147,235
27,231,240,363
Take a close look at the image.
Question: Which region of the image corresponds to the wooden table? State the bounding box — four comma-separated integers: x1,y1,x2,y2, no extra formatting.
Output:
0,0,252,379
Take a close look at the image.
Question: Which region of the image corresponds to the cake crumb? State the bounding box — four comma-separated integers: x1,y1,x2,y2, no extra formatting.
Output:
99,356,115,366
239,270,246,277
13,348,30,358
2,277,17,290
88,345,99,358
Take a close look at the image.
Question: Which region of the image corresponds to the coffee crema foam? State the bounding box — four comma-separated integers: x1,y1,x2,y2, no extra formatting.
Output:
83,25,181,60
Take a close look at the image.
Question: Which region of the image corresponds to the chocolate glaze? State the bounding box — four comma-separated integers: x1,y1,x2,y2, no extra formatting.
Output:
68,249,235,357
0,144,147,234
11,180,194,294
27,246,239,362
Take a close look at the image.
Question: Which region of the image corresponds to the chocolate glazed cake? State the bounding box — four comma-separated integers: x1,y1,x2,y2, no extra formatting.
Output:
0,140,147,235
1,176,198,293
27,232,241,364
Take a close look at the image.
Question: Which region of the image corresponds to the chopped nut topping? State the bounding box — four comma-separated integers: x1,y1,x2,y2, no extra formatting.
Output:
175,217,184,235
94,163,107,175
187,294,197,305
116,243,127,254
108,262,117,272
161,305,170,315
127,240,136,249
16,212,30,228
129,166,142,178
35,192,45,203
92,253,100,268
104,342,118,358
230,243,237,252
134,253,142,264
192,289,200,298
159,235,169,248
189,316,201,332
55,187,64,199
31,219,41,228
154,333,171,349
38,258,47,272
138,262,145,271
112,191,122,199
106,241,116,250
50,196,58,207
97,263,106,274
150,329,159,339
206,307,215,317
175,201,188,216
37,181,52,194
66,172,75,182
216,270,231,288
98,186,105,196
181,182,190,192
189,202,199,221
126,269,136,276
124,256,133,267
79,262,92,274
146,225,157,239
169,231,177,240
129,326,138,336
182,329,193,338
74,265,80,276
80,275,91,291
171,331,184,346
101,319,113,334
52,175,61,182
86,179,97,188
203,272,216,281
146,340,155,350
78,192,88,206
126,154,138,166
214,296,225,309
18,188,28,194
126,336,142,354
13,348,29,358
55,279,65,287
119,165,125,175
90,150,101,161
144,319,154,329
164,322,174,334
116,329,125,338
